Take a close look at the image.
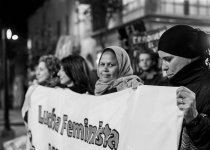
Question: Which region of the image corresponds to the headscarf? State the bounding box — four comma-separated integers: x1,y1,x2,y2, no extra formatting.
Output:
158,25,209,59
95,46,142,95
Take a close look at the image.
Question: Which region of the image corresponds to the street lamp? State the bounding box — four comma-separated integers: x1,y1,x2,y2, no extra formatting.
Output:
6,29,12,40
0,28,15,138
12,35,18,40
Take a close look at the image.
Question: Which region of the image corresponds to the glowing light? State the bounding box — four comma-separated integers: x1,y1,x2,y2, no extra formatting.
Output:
6,29,12,39
12,35,18,40
27,39,32,49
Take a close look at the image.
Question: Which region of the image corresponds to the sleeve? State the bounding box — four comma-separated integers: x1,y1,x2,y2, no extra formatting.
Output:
21,85,37,123
185,87,210,150
186,116,210,149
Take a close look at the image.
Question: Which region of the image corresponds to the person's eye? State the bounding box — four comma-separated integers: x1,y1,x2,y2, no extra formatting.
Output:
164,57,173,62
99,63,105,66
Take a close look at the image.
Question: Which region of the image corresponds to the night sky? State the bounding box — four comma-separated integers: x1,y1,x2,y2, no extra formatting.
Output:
0,0,45,37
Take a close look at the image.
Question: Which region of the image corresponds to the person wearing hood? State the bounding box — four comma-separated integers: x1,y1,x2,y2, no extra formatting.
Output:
158,25,210,150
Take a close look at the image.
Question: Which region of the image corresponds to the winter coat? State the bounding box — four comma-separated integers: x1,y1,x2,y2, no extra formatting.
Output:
169,58,210,150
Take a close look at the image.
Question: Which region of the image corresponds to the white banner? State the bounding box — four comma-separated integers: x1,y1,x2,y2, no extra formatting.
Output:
27,85,183,150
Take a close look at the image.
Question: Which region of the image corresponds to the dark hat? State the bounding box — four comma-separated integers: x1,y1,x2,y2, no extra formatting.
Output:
158,25,208,58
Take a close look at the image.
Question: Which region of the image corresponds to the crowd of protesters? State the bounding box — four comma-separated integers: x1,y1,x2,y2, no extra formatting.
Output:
22,25,210,150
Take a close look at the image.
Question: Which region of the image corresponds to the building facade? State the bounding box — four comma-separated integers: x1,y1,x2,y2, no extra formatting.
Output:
28,0,95,67
27,0,210,69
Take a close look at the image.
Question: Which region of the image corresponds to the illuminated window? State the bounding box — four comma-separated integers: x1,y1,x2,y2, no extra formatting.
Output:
208,1,210,16
199,7,207,16
161,0,185,15
123,0,145,14
190,6,197,15
161,0,210,16
189,0,210,16
190,0,197,5
175,4,184,14
199,0,207,5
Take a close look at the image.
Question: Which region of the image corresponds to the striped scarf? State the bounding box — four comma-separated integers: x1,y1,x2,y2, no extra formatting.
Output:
180,127,198,150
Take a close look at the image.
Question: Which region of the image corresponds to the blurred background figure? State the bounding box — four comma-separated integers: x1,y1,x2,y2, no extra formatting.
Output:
20,54,61,150
137,51,168,85
22,54,61,123
35,55,60,87
58,55,94,95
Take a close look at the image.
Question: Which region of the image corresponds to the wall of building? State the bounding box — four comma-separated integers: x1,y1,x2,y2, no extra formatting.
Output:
28,0,210,69
28,0,76,59
28,0,98,68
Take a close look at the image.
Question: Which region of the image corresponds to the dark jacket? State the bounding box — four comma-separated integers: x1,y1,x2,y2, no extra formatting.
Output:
169,59,210,150
138,71,168,86
68,84,94,95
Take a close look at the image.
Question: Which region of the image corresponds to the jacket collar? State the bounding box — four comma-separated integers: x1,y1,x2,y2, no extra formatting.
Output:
169,58,208,86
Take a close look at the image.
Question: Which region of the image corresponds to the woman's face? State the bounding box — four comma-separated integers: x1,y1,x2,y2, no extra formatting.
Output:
98,50,119,83
36,62,50,83
57,66,72,85
158,50,191,79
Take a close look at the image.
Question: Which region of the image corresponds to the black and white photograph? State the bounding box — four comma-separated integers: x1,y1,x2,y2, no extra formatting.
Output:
0,0,210,150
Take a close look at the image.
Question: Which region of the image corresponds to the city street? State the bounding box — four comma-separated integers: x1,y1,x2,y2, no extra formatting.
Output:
0,109,27,150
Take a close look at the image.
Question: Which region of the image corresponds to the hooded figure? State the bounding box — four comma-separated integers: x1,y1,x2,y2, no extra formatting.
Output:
158,25,210,150
95,46,143,95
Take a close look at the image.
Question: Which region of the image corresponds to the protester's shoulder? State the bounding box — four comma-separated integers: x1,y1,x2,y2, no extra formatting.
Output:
27,85,35,92
26,84,39,96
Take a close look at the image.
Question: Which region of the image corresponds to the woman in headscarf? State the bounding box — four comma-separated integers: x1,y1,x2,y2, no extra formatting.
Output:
158,25,210,150
95,46,143,95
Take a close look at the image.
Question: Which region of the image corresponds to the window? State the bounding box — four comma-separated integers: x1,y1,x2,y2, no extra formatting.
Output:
175,4,184,14
190,6,197,15
161,0,210,16
189,0,210,16
161,0,185,15
123,0,144,14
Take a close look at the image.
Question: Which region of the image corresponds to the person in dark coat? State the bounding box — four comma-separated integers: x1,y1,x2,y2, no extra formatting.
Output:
57,55,94,95
95,46,143,95
158,25,210,150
